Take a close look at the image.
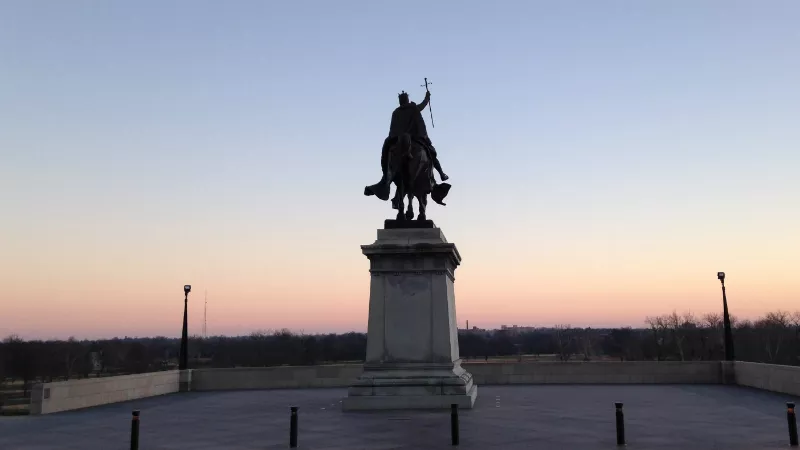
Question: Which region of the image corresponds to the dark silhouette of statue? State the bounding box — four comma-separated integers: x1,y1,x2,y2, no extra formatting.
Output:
383,91,448,184
364,90,451,223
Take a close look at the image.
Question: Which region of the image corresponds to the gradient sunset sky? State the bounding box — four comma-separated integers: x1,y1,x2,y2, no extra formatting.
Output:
1,1,799,339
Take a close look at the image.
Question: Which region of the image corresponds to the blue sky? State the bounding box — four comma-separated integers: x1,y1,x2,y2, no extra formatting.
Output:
1,1,799,337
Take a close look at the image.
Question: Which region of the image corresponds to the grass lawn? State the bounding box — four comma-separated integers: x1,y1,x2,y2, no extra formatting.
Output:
0,404,30,416
1,380,31,416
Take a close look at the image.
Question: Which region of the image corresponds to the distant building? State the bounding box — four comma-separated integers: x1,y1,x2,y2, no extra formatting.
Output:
458,325,490,336
499,325,538,334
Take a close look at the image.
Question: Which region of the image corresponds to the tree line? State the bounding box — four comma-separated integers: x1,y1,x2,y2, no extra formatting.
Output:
463,310,800,365
2,310,799,397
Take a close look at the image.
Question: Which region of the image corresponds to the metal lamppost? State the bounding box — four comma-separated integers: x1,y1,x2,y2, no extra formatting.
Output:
717,272,735,361
179,285,191,370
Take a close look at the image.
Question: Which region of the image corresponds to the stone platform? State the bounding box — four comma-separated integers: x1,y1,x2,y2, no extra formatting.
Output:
4,385,797,449
343,226,477,410
343,362,477,410
384,219,435,229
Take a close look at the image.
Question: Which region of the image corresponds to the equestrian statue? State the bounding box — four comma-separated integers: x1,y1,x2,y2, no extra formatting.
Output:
364,82,451,222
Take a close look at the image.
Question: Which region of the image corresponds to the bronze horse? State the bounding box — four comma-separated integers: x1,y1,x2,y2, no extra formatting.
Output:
364,133,450,221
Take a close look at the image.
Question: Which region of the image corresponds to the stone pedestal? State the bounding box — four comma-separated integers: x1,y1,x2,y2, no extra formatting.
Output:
342,226,477,410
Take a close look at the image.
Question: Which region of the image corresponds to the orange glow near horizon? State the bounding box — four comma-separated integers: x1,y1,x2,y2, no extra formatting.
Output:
2,222,798,339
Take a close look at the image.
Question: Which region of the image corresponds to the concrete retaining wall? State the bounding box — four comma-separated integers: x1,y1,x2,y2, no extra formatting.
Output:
463,361,724,384
189,361,724,391
27,361,800,414
191,365,363,391
30,371,180,415
734,361,800,396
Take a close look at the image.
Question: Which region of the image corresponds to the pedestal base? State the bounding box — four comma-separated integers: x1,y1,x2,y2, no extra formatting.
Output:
342,362,477,411
344,226,477,411
342,386,477,410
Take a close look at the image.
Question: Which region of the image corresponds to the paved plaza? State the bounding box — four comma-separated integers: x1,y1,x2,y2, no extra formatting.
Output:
1,385,798,449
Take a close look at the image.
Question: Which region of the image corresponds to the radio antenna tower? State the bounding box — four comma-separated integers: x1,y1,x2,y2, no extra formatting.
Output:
203,290,208,338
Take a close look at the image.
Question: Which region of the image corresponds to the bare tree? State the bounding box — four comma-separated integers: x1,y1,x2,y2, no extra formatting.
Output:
4,335,38,396
0,341,6,407
665,311,692,361
0,341,5,382
702,312,722,329
62,337,85,380
553,324,575,361
578,328,597,361
789,311,800,364
757,311,790,363
792,312,800,364
791,311,800,327
645,315,668,361
699,312,724,359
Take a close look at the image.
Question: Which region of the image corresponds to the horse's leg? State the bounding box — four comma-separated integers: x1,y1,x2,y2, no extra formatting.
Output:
405,192,414,220
417,194,427,221
391,183,401,210
395,196,405,221
395,181,405,221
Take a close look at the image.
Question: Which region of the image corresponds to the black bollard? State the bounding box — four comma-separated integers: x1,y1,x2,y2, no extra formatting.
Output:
789,402,798,447
289,406,298,448
451,403,459,446
615,402,625,446
130,410,140,450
